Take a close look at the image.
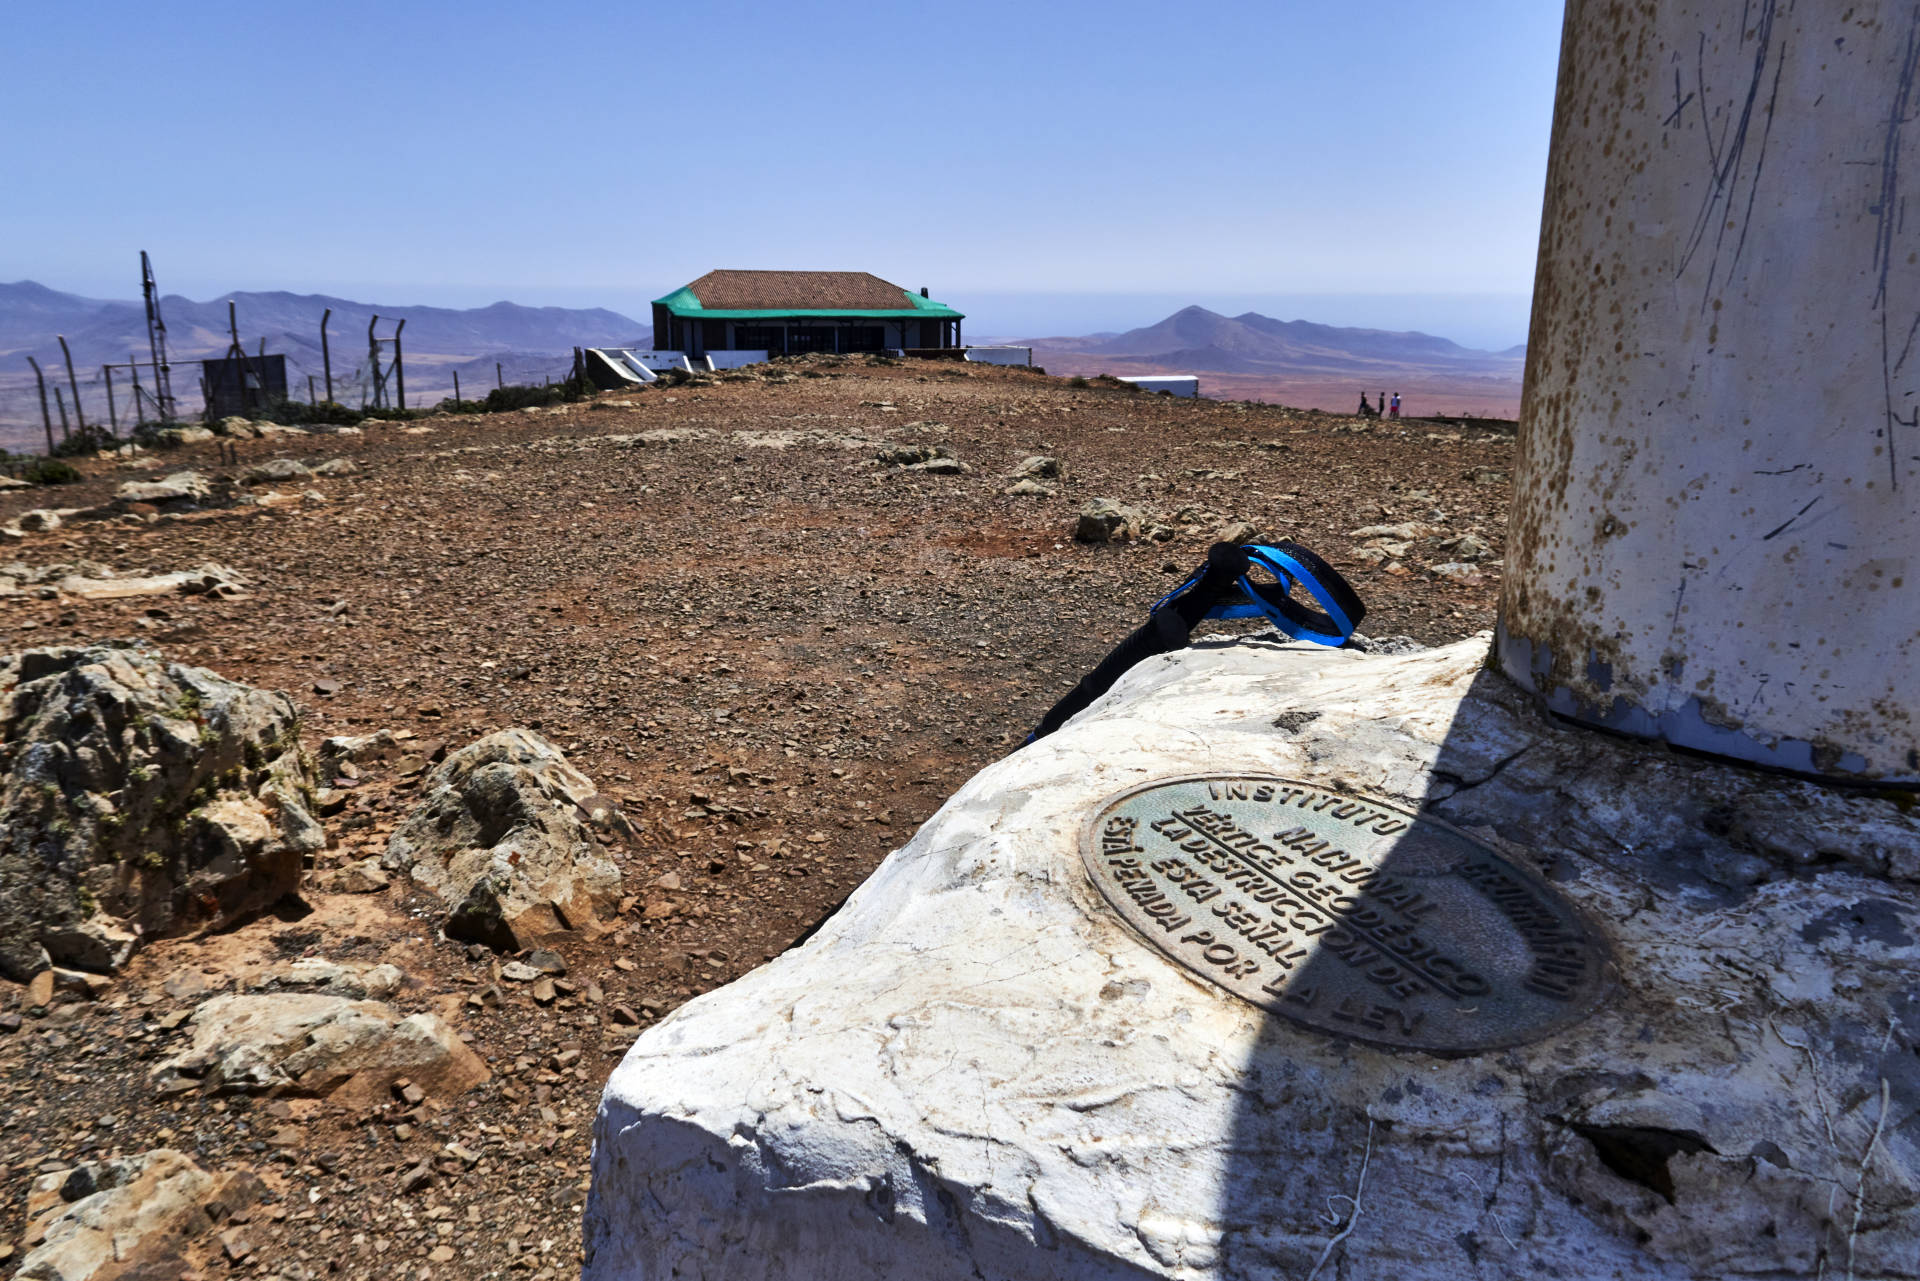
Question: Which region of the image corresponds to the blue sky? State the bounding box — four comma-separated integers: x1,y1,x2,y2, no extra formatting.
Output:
2,1,1563,348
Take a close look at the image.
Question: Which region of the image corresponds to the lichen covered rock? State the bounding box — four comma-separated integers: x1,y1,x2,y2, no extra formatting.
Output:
0,644,323,981
383,728,624,950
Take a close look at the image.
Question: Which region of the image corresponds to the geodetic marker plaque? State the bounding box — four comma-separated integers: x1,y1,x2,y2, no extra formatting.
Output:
1082,775,1608,1053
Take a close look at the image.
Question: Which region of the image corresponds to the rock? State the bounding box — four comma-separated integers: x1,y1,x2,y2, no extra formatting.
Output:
16,509,63,533
875,443,953,466
0,643,323,981
212,417,258,439
1009,454,1064,480
37,914,137,972
275,957,405,1000
315,729,400,777
1075,497,1146,543
311,458,359,477
18,1149,263,1281
500,961,541,982
242,458,312,486
52,562,246,602
252,423,308,438
1440,531,1497,562
382,729,623,951
26,969,54,1008
1349,521,1439,541
902,457,968,475
1215,519,1261,544
0,474,29,489
317,858,390,895
1346,633,1430,656
158,425,216,446
162,970,209,1000
154,992,487,1106
525,948,567,974
113,471,211,506
1003,479,1055,497
49,967,112,1001
1352,540,1412,564
1430,561,1486,584
586,637,1920,1281
1466,466,1510,484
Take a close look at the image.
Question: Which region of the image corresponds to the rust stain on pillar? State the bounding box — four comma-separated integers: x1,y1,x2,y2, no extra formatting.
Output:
1500,0,1918,783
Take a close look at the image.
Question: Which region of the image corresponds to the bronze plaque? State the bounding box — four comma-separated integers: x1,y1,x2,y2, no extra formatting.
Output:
1082,775,1607,1054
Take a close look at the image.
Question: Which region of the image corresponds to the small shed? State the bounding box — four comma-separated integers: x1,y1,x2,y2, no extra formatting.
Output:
201,353,288,418
652,270,963,358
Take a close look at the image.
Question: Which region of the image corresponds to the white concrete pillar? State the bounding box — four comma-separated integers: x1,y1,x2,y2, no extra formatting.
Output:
1500,0,1920,784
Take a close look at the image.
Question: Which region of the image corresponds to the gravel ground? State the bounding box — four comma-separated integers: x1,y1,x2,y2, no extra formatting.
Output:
0,356,1515,1278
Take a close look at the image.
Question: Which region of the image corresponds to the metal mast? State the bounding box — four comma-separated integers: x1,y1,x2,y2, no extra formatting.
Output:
140,250,177,423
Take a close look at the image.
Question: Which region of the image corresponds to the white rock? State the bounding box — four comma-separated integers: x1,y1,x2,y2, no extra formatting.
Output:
16,508,63,533
155,992,487,1107
276,957,405,999
52,561,246,601
114,470,211,505
586,637,1920,1281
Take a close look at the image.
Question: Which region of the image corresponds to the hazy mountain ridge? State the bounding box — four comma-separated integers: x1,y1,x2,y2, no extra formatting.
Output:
1029,305,1525,376
0,281,649,365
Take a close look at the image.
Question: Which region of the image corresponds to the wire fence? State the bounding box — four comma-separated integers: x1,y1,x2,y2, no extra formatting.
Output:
0,349,580,457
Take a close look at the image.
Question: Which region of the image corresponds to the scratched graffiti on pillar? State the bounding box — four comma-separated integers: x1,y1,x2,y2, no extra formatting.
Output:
1082,775,1609,1054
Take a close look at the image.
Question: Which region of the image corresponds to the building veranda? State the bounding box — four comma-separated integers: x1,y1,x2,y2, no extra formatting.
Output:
650,269,963,359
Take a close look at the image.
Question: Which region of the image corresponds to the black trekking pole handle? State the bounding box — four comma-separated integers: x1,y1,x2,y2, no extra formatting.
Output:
1025,543,1250,744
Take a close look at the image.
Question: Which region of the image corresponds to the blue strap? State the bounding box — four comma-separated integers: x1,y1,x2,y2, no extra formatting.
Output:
1153,542,1361,647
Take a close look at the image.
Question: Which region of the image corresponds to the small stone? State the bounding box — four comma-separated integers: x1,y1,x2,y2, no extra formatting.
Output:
163,970,210,1000
500,962,540,982
443,1142,480,1167
312,679,342,697
1074,497,1145,543
1008,454,1063,480
531,978,557,1005
27,970,56,1007
611,1005,640,1026
429,1245,457,1262
525,949,567,975
1216,520,1261,544
398,1163,433,1194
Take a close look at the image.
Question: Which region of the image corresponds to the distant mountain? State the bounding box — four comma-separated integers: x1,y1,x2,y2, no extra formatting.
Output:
1028,305,1524,378
0,281,648,366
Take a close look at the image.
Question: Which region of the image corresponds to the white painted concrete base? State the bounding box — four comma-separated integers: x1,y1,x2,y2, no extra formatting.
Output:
586,637,1920,1281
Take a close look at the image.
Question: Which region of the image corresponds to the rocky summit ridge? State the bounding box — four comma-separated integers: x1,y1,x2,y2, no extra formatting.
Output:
0,353,1908,1279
